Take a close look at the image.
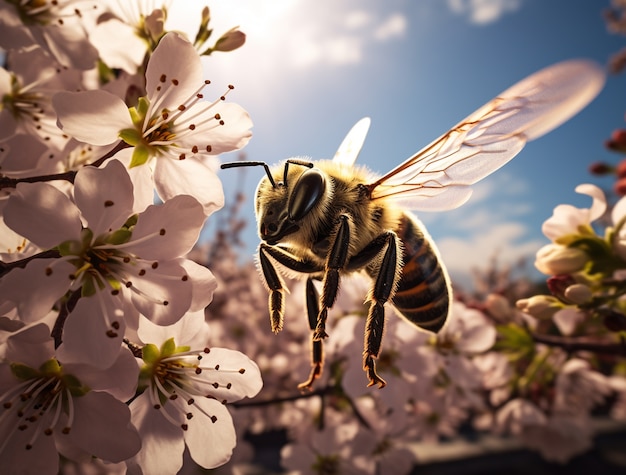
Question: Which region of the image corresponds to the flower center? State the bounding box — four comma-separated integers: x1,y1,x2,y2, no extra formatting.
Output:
0,358,88,451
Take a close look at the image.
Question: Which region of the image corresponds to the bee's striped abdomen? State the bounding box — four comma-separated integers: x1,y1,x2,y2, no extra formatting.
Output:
391,212,450,333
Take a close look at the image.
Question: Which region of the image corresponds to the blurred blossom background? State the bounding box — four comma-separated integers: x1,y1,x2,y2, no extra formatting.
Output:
167,0,626,288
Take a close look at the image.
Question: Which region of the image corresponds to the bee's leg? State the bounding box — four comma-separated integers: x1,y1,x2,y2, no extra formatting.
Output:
348,231,400,388
258,244,324,333
258,245,287,333
298,277,324,391
314,214,351,341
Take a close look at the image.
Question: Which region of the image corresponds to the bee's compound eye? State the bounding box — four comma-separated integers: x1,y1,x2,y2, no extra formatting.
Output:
288,169,326,221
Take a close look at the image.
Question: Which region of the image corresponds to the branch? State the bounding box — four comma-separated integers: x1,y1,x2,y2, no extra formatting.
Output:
532,332,626,356
0,140,129,190
0,249,61,278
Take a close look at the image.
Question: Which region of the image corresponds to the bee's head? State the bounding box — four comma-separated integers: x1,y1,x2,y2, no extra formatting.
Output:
220,159,327,245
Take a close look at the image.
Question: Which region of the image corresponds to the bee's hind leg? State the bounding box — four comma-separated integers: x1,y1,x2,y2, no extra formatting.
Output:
298,277,324,391
349,231,400,388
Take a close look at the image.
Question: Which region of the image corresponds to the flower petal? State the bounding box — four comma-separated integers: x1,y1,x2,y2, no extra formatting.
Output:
55,293,126,370
123,195,206,259
53,90,131,145
181,259,218,311
0,258,75,323
197,347,263,403
129,394,185,475
74,160,135,237
146,32,202,108
154,156,224,216
126,259,192,326
67,391,141,462
4,182,81,249
184,398,236,469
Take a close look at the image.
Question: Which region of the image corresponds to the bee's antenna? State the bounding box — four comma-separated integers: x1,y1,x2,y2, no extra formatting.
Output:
221,161,277,188
283,159,313,187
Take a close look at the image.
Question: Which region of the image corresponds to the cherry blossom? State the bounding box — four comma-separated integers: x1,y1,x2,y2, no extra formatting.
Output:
127,312,262,473
53,31,253,215
0,0,100,70
0,324,140,475
0,160,214,337
0,47,82,155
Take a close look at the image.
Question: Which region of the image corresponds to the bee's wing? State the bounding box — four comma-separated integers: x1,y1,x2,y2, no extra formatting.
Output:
368,59,606,211
333,117,371,167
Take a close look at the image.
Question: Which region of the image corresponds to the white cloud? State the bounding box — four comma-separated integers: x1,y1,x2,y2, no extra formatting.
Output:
345,10,373,30
434,221,544,289
447,0,523,25
374,13,408,40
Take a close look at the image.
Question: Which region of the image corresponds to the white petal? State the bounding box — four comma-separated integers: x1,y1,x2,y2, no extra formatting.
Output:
53,90,131,145
123,195,206,259
181,259,218,311
68,391,141,462
198,348,263,402
74,160,135,237
197,102,253,155
145,32,202,108
126,260,193,326
4,182,81,249
575,183,607,222
185,398,236,469
130,394,185,475
68,345,139,402
55,293,126,370
154,157,224,216
89,19,146,73
0,258,75,323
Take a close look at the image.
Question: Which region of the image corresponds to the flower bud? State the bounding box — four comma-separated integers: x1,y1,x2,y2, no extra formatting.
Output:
516,295,561,320
606,129,626,153
546,274,576,297
563,283,592,304
615,177,626,196
588,162,613,176
603,310,626,332
534,244,588,276
213,28,246,52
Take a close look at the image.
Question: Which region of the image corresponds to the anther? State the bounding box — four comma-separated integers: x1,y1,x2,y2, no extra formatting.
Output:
152,261,159,269
159,74,166,83
239,368,246,374
210,415,217,423
45,268,53,276
104,200,114,207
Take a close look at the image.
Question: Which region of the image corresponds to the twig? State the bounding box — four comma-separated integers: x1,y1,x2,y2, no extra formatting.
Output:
532,332,626,356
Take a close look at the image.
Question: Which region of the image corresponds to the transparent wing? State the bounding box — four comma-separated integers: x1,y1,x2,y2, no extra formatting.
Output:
333,117,371,167
369,59,606,211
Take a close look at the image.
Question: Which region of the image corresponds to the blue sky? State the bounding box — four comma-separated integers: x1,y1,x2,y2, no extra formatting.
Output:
170,0,626,288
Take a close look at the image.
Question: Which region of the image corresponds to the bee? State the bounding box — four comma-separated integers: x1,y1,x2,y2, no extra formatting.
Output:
221,60,605,390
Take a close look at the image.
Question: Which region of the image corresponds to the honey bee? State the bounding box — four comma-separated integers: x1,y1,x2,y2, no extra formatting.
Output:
221,60,605,389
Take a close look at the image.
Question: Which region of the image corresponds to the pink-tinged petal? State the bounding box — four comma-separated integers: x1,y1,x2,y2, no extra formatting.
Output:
0,416,59,475
184,398,236,469
180,259,218,311
74,160,134,237
53,90,131,146
146,32,202,108
0,258,75,323
5,323,54,367
553,307,586,336
575,183,607,222
612,195,626,227
67,346,139,402
89,19,146,73
4,182,81,249
67,391,141,462
196,348,263,403
154,156,224,216
55,293,126,370
110,152,156,213
198,102,253,155
123,195,206,259
137,311,206,348
126,260,192,326
129,394,185,475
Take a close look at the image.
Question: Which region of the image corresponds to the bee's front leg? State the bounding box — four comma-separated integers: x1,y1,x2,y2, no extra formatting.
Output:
258,244,323,333
314,214,351,341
